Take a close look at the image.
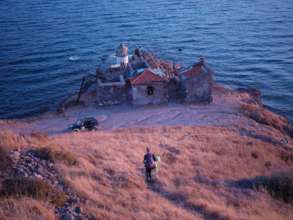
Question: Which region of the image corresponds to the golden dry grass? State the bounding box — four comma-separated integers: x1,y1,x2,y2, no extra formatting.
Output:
30,147,78,166
0,130,50,150
0,178,67,206
0,197,56,220
0,145,11,172
0,131,78,165
240,103,290,133
0,125,292,220
50,126,293,220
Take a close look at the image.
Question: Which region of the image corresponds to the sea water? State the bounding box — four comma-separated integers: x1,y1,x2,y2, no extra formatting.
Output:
0,0,292,120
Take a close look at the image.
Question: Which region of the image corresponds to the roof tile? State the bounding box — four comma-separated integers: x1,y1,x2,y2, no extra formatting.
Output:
182,63,204,78
129,69,167,85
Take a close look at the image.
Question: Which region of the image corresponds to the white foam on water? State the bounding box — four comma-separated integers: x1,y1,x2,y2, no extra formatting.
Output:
68,56,80,61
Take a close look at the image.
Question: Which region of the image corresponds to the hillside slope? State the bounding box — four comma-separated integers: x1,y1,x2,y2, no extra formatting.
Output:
0,85,292,220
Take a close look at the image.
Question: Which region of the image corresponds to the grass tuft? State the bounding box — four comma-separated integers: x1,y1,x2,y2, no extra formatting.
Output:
0,146,11,171
262,170,293,203
0,178,67,206
0,197,56,220
233,170,293,204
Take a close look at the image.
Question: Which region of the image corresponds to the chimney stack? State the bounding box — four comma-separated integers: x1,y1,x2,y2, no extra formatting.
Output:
199,57,204,65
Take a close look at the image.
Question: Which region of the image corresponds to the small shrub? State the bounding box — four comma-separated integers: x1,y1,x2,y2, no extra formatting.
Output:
0,146,11,171
264,161,272,168
251,151,258,159
31,147,78,166
262,171,293,204
0,178,67,206
280,151,293,164
233,170,293,204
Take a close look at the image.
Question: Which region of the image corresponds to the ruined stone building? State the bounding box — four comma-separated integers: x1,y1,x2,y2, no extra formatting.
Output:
95,44,213,107
181,58,213,103
129,69,168,106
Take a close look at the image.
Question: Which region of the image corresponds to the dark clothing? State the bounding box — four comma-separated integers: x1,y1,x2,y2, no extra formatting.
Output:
145,166,155,181
144,153,156,168
144,153,156,181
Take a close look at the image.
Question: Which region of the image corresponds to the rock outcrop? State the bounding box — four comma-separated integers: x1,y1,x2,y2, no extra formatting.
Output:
1,149,92,220
238,87,293,138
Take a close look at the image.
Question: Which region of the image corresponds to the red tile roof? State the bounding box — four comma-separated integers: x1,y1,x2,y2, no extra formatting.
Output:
129,69,167,85
181,62,204,78
158,61,179,79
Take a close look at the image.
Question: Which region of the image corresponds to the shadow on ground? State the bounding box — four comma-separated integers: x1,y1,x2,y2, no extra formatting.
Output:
226,170,293,204
147,180,229,220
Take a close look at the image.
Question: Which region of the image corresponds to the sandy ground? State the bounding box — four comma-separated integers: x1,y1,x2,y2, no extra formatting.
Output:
0,85,272,134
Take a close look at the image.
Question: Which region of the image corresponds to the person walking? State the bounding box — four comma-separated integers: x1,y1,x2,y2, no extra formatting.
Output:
143,147,157,182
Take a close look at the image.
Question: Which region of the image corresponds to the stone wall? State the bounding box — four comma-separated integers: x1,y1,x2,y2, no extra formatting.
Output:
131,83,168,106
183,72,213,103
167,78,185,102
104,67,129,81
96,85,127,106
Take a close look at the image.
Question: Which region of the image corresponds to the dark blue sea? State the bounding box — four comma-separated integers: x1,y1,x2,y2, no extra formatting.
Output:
0,0,292,120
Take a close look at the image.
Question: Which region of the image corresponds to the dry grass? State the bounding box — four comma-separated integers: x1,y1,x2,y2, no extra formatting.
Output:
49,126,293,220
30,147,78,166
0,124,292,219
234,170,293,204
0,131,78,166
0,197,56,220
240,103,290,134
0,131,50,150
0,145,11,172
1,85,292,219
0,133,71,219
266,170,293,203
0,178,67,206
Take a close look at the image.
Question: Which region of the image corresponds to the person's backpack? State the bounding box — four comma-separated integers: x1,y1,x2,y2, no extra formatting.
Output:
154,155,160,162
145,153,155,168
